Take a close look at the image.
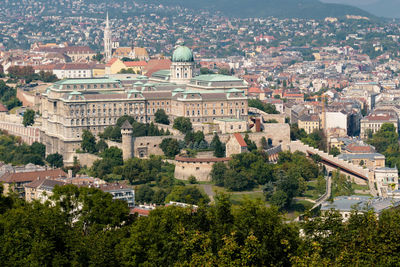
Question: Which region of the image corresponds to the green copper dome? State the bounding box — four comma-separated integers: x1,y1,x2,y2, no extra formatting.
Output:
172,46,194,62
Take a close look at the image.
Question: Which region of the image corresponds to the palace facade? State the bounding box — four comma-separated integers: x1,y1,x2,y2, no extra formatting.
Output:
40,45,249,163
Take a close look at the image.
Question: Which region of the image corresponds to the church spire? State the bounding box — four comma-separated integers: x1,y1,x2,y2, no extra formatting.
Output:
104,12,112,62
106,12,109,28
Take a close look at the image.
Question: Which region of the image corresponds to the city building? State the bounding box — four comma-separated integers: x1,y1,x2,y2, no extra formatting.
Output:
96,183,135,207
226,133,248,157
298,114,320,134
321,195,400,221
375,167,399,197
40,45,249,163
0,169,67,198
360,111,398,139
24,179,66,202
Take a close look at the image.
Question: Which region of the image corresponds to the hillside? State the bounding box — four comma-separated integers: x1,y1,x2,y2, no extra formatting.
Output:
322,0,400,18
140,0,373,19
0,0,373,20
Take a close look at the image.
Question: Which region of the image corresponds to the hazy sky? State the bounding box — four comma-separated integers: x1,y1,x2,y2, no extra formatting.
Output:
320,0,386,5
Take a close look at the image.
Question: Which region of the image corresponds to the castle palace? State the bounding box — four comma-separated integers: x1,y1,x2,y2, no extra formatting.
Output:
40,45,249,163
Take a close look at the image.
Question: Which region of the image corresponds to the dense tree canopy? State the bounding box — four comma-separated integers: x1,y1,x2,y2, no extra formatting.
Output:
159,138,181,158
173,117,193,133
46,153,63,168
248,99,279,114
3,184,400,265
81,130,97,154
22,109,35,127
0,133,46,165
0,80,21,110
154,109,170,125
367,123,400,173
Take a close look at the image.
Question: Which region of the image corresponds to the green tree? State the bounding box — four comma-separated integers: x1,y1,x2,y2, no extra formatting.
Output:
329,146,340,157
22,109,35,127
244,134,257,152
224,169,251,191
188,175,197,184
159,138,180,158
211,134,225,158
248,99,279,114
31,142,46,158
211,162,228,186
173,117,192,134
154,109,170,125
218,68,230,75
81,130,97,154
46,153,63,168
136,184,155,204
165,186,210,205
96,139,109,153
367,123,398,153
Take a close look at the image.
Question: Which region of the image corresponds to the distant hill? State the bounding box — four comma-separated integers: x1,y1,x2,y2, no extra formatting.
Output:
141,0,374,19
322,0,400,19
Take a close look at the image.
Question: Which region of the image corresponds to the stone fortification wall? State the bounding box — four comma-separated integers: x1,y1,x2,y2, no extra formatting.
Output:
153,123,181,136
133,135,184,158
0,115,41,145
127,123,290,158
105,140,123,150
288,140,374,189
75,153,101,168
248,107,286,123
174,156,230,181
17,89,41,110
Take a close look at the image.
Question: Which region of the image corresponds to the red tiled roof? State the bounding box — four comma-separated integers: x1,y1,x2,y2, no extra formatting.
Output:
0,169,67,183
131,207,152,216
124,61,147,67
0,103,8,112
144,59,171,77
58,63,92,70
248,87,262,93
175,156,231,162
233,133,247,147
106,58,118,67
346,143,374,153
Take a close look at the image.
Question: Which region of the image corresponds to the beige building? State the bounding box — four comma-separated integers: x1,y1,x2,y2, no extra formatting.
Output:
298,114,320,134
214,118,247,134
105,58,147,75
0,169,67,198
174,156,230,181
360,111,398,139
226,133,248,157
25,179,66,202
40,46,249,163
375,167,399,197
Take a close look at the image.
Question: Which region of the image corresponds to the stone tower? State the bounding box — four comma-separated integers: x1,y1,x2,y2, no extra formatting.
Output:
170,45,195,85
104,12,112,62
121,120,133,160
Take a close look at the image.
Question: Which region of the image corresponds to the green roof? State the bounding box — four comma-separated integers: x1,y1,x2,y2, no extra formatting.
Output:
227,88,243,93
192,74,243,82
172,46,194,62
55,78,120,85
152,70,171,76
215,118,245,122
134,81,144,85
69,91,82,95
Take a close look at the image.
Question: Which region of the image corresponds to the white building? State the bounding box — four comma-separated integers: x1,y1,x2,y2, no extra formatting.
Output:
53,63,93,79
325,111,347,132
